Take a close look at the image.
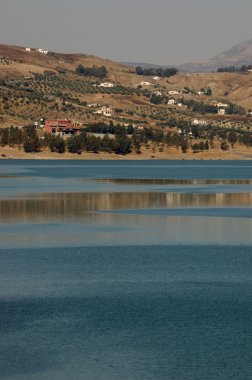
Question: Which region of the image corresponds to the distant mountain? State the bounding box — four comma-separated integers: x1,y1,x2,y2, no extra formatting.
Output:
124,38,252,73
178,38,252,72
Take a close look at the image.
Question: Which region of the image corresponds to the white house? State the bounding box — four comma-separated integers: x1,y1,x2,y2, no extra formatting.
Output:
177,103,182,107
98,82,115,88
25,48,31,52
88,103,101,108
36,48,48,55
217,103,228,108
94,106,113,117
218,108,226,115
153,76,160,80
168,99,175,105
103,108,113,117
192,119,207,126
154,91,162,96
197,91,205,96
216,103,228,115
139,81,151,86
168,90,179,95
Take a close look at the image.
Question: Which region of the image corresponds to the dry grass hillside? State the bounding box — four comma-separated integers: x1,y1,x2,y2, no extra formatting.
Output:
0,44,252,159
0,44,252,145
171,72,252,109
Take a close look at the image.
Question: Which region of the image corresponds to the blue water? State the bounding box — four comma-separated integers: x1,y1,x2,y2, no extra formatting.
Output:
0,160,252,379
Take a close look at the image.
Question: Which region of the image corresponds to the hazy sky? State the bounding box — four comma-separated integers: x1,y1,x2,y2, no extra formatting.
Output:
0,0,252,65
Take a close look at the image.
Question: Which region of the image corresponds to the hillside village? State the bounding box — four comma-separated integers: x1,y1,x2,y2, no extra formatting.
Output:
0,44,252,159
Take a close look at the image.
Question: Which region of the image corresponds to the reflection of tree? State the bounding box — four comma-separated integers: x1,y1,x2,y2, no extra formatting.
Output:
1,191,252,222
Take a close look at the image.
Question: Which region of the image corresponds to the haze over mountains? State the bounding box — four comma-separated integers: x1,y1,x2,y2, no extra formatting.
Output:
125,38,252,72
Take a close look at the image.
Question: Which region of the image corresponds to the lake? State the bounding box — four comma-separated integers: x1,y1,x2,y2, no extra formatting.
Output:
0,160,252,380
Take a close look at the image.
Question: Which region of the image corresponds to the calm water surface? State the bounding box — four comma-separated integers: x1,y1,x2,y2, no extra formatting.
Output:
0,160,252,380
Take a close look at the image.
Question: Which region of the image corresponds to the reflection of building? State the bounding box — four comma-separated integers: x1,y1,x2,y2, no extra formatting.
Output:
44,119,81,136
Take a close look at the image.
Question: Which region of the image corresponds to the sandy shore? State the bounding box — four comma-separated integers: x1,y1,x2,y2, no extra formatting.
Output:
0,145,252,160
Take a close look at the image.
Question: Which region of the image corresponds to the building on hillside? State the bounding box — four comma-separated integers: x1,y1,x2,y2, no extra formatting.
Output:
218,108,226,115
25,48,31,52
87,103,101,108
153,76,160,80
216,103,228,115
34,118,45,128
93,106,113,117
168,99,175,105
217,103,228,108
44,119,81,136
36,48,48,55
168,90,180,95
191,119,207,126
98,82,115,88
139,81,151,86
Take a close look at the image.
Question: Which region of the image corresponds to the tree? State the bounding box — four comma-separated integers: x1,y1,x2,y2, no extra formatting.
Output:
135,66,178,77
221,141,229,151
0,128,9,146
85,136,101,153
54,135,66,153
204,140,209,150
101,134,114,153
23,125,41,153
136,66,143,75
7,126,22,146
132,133,142,154
67,136,82,153
75,64,108,79
150,95,163,105
113,135,132,155
181,139,188,153
205,87,212,96
228,131,238,146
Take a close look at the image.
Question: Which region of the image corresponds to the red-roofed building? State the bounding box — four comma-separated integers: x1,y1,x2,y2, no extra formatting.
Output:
44,119,81,136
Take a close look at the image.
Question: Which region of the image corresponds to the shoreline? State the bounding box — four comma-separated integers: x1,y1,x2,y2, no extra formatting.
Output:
1,146,252,160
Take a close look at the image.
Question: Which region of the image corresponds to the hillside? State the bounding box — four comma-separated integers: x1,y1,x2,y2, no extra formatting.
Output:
179,38,252,72
0,44,251,118
0,43,252,160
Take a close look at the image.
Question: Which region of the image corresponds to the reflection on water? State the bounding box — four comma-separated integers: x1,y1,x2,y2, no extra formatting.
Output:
1,191,252,221
1,191,252,247
1,212,252,248
0,175,21,178
96,178,252,185
1,162,252,380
